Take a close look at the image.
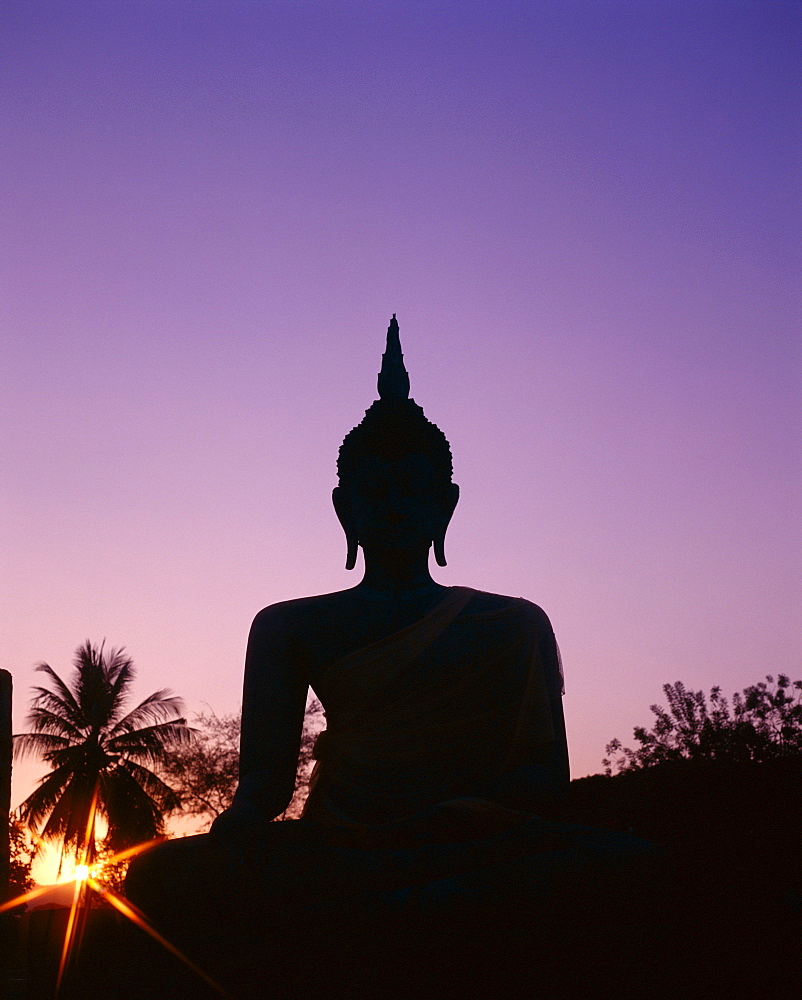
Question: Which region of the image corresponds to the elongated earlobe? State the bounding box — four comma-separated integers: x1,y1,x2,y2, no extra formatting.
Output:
433,483,459,567
333,487,359,570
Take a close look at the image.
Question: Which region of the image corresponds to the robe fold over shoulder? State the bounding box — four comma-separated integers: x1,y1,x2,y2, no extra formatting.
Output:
303,587,561,844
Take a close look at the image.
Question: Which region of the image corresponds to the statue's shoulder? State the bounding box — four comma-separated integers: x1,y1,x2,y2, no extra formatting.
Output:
248,588,401,674
464,589,554,630
249,587,368,636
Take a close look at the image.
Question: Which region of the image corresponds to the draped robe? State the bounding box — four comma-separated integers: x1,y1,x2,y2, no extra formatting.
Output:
303,586,563,844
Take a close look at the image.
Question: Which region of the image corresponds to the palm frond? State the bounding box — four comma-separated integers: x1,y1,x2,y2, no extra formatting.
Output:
39,773,99,850
107,690,185,737
17,763,74,833
111,758,182,812
104,720,191,764
31,665,84,727
35,744,108,778
13,732,74,760
98,763,174,849
21,704,85,741
72,640,117,730
104,650,137,726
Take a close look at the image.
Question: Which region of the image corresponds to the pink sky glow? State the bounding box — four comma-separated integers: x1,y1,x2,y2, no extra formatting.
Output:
2,3,800,880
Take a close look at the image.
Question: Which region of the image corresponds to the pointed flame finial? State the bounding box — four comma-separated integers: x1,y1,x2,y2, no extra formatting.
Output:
377,314,410,400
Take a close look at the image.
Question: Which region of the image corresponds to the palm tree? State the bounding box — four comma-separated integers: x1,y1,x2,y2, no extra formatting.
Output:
14,640,190,866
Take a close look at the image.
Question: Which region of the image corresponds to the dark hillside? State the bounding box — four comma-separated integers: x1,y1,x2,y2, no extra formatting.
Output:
556,757,802,998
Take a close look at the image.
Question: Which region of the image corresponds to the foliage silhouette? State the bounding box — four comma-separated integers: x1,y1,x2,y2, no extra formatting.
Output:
279,696,325,820
14,640,190,866
7,818,34,895
160,710,240,824
162,699,325,828
603,674,802,775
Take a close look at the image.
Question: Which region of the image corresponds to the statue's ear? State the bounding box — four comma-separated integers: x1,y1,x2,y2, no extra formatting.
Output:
433,483,459,568
332,487,359,570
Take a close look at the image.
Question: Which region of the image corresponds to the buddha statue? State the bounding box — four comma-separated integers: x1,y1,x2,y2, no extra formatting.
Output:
125,317,660,999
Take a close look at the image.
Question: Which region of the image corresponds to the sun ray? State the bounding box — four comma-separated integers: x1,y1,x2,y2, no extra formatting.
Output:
87,878,234,999
96,836,163,867
55,874,88,993
0,882,56,913
7,816,228,998
55,779,99,994
80,781,100,867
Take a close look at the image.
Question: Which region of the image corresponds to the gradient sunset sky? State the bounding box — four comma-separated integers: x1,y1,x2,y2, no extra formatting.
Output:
3,0,800,831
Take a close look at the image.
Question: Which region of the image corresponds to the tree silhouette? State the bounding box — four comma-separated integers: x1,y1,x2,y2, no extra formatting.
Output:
162,698,325,829
7,818,34,895
160,709,240,825
14,641,189,867
279,696,325,820
604,674,802,775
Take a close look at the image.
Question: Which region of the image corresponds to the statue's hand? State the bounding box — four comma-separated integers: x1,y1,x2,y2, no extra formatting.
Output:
210,769,294,843
209,796,268,845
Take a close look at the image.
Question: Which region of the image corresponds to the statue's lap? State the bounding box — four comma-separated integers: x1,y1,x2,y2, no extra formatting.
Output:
127,812,661,932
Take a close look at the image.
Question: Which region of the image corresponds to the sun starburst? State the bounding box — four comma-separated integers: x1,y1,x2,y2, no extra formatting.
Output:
4,791,231,998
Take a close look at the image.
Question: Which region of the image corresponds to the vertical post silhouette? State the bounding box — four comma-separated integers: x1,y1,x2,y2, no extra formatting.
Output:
0,670,11,903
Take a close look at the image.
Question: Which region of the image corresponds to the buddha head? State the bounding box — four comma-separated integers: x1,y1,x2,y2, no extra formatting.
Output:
333,316,460,570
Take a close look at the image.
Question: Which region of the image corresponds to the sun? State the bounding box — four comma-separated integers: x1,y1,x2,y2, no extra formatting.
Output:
0,818,231,998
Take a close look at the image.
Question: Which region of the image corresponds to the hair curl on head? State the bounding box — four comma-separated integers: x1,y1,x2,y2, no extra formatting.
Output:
337,397,453,486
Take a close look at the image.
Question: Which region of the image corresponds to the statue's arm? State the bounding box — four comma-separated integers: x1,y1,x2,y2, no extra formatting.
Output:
211,605,308,837
487,612,570,812
542,624,570,790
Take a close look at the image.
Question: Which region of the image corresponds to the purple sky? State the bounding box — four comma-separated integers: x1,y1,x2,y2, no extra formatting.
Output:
3,0,800,840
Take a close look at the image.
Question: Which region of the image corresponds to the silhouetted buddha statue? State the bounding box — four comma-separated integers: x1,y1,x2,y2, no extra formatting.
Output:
224,316,568,840
126,318,659,999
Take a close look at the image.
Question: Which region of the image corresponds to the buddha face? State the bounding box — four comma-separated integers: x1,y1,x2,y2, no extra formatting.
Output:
334,451,459,562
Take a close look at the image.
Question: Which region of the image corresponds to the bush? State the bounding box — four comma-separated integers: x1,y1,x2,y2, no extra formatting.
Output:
603,674,802,775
